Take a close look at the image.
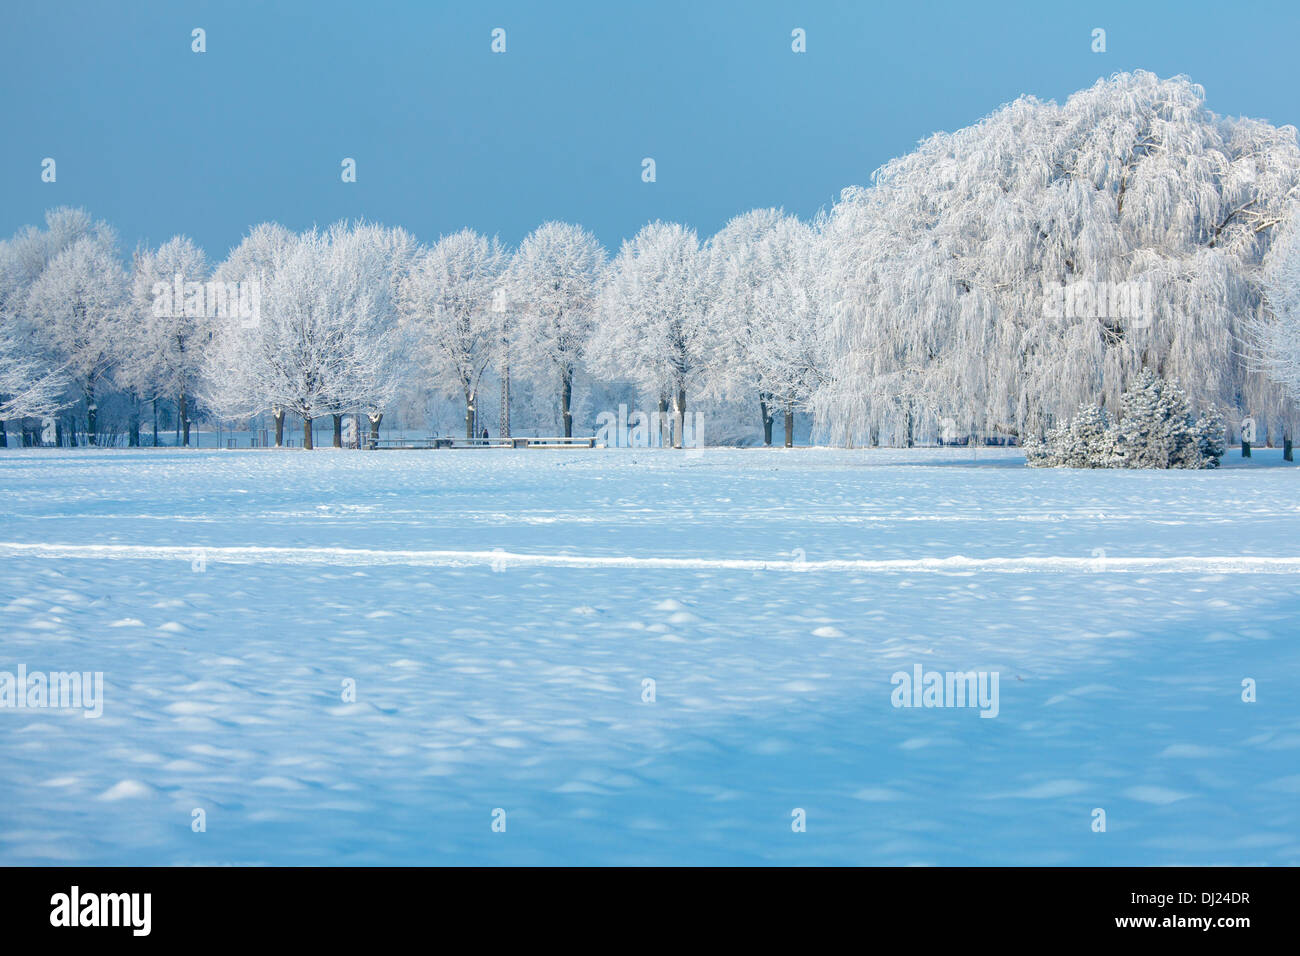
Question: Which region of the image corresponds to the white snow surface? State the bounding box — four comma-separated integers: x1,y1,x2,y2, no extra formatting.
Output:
1,446,1297,865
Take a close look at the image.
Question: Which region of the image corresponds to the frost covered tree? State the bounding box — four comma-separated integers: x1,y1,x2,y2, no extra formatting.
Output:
124,236,209,446
705,208,786,444
818,72,1300,446
1254,207,1300,457
590,221,710,447
322,222,416,446
25,232,128,444
1258,212,1300,394
744,215,832,446
703,210,832,446
249,230,345,449
203,222,297,445
203,223,413,448
507,222,605,437
0,257,66,439
400,229,508,439
0,208,105,444
0,344,67,424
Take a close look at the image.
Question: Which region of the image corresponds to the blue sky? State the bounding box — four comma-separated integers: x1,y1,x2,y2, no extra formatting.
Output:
2,0,1298,259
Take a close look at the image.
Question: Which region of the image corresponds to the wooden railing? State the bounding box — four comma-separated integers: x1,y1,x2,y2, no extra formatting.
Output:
364,436,595,450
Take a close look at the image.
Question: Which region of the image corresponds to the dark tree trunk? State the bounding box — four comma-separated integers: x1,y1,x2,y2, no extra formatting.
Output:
0,422,6,448
1285,429,1294,462
673,387,686,449
561,373,573,438
179,392,190,447
332,414,343,448
368,412,382,448
127,392,140,447
85,385,97,446
784,402,794,448
303,415,313,450
657,393,669,447
179,390,191,447
465,392,476,440
759,393,774,446
1242,440,1251,458
152,397,159,447
273,407,285,447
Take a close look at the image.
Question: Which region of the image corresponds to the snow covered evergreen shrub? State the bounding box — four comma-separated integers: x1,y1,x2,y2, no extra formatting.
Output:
1026,370,1226,469
1194,406,1227,466
1025,404,1112,468
1111,370,1201,468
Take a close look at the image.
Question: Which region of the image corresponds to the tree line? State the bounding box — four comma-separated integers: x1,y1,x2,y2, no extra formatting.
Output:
3,72,1300,451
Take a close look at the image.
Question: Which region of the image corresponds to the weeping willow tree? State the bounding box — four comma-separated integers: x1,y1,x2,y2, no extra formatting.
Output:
1252,207,1300,453
815,71,1300,446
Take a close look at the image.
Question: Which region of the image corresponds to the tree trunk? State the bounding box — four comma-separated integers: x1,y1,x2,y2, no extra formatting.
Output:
784,401,794,448
55,419,64,447
303,415,313,450
1242,439,1251,458
85,386,97,447
500,363,511,439
332,413,343,448
152,397,159,447
673,387,686,449
368,412,382,448
273,407,285,447
128,393,140,447
465,391,476,439
657,393,669,447
759,393,774,446
561,372,573,438
179,392,190,447
0,422,6,448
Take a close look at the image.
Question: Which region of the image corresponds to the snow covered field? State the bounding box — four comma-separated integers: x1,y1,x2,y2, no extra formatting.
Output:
1,447,1297,865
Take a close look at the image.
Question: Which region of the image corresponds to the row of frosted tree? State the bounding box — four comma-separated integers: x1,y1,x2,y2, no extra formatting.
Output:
3,72,1300,449
0,207,826,448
